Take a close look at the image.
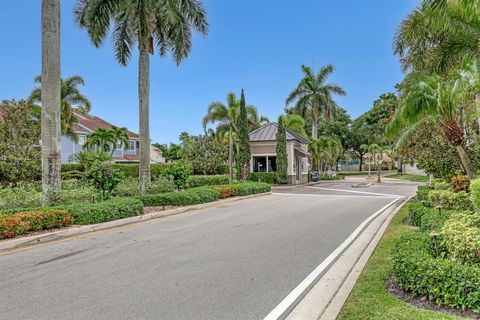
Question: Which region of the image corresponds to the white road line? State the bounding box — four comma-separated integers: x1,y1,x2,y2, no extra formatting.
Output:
271,192,394,199
262,197,401,320
306,186,400,198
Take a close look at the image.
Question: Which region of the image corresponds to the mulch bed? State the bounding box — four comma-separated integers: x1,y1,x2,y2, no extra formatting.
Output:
386,276,479,319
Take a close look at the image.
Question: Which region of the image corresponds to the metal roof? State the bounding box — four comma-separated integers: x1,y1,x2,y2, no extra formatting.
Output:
249,123,311,144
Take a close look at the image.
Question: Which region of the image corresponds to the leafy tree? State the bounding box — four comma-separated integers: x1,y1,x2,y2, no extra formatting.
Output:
276,116,288,184
86,162,123,199
41,0,61,205
179,132,227,175
76,0,209,194
0,100,41,186
84,128,116,153
153,143,182,163
286,64,346,139
30,75,92,141
282,114,307,137
236,90,251,180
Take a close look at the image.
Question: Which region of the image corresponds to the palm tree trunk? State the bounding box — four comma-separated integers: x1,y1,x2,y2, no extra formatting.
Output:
41,0,61,206
455,145,475,180
228,131,234,180
311,119,318,140
139,46,151,194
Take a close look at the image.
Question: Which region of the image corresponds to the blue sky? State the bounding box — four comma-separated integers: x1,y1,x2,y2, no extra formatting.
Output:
0,0,418,144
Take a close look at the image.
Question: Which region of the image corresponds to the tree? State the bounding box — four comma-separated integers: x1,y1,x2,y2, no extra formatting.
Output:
109,126,129,156
236,90,251,180
276,116,288,184
154,143,182,163
75,0,209,194
84,128,116,153
179,132,227,175
41,0,61,205
0,100,41,186
30,75,92,141
286,64,346,139
387,72,475,179
282,114,307,137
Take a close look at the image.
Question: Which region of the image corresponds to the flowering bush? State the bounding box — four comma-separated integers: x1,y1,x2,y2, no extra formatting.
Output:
0,210,73,239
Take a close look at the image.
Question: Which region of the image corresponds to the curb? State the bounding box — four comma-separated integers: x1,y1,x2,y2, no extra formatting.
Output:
0,192,272,252
285,196,411,320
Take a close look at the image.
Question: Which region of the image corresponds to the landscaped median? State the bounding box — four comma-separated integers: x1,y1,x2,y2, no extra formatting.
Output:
339,175,480,320
0,182,271,241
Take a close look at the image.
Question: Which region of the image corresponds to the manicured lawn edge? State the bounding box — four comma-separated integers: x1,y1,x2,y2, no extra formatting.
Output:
337,201,467,320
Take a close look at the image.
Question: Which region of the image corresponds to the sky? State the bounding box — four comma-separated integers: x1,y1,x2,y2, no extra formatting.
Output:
0,0,418,144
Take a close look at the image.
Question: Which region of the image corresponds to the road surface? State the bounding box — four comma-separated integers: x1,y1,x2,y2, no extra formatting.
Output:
0,180,418,320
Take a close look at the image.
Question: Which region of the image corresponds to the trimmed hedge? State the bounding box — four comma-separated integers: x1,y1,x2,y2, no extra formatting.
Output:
408,202,429,226
0,210,73,239
230,182,271,196
392,232,480,314
408,202,455,232
186,175,231,188
416,185,432,207
442,212,480,264
61,197,144,225
248,172,279,184
428,189,471,211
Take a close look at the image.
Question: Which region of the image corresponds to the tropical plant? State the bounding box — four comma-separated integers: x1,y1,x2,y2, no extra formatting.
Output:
281,114,307,137
276,116,288,184
41,0,61,205
236,90,251,180
387,72,475,179
84,128,116,153
75,0,209,194
360,143,379,179
286,64,346,139
317,137,343,176
29,75,92,141
86,162,123,199
109,126,129,156
69,150,112,171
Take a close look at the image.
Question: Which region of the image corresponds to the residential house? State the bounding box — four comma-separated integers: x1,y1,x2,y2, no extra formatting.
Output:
249,123,311,185
61,112,163,164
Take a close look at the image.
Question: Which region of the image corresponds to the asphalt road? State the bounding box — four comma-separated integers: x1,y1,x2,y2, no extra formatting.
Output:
0,180,419,320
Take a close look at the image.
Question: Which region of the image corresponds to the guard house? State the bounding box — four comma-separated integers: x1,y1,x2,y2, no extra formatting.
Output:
249,123,311,185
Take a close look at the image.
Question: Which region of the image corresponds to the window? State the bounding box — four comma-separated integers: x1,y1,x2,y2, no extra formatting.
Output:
128,140,135,151
116,141,123,150
78,135,86,146
253,156,277,173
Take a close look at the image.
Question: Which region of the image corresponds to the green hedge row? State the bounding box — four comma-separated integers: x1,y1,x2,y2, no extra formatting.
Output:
408,202,456,232
248,172,279,184
442,211,480,264
186,175,231,188
137,182,271,207
392,232,480,313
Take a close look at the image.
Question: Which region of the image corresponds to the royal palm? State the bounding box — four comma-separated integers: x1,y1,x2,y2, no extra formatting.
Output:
75,0,208,194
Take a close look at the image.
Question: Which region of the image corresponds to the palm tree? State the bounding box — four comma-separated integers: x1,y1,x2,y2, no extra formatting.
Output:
286,64,346,139
369,144,383,183
30,75,92,141
75,0,209,194
41,0,61,205
361,143,378,179
110,126,130,156
281,114,307,137
84,128,116,153
387,72,475,179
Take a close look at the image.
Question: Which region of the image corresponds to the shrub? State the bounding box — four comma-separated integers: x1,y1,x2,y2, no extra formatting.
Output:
392,232,480,313
320,174,345,181
471,178,480,211
428,189,471,210
442,212,480,264
147,176,176,194
0,210,73,239
415,185,432,207
0,186,41,210
420,208,455,233
408,202,428,226
114,176,176,197
451,174,470,193
248,172,278,184
86,162,124,199
137,187,219,207
62,197,144,225
186,175,231,188
230,182,271,196
432,179,452,191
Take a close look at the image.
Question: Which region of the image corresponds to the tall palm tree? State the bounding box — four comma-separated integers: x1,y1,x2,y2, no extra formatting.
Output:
360,143,378,179
387,73,475,179
75,0,209,194
41,0,61,205
30,75,92,141
286,64,346,139
203,92,263,179
84,128,116,153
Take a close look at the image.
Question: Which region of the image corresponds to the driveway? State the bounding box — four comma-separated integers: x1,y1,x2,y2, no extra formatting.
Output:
0,179,419,320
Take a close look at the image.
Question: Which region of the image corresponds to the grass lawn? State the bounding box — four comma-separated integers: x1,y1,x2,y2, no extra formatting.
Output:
388,174,430,183
337,203,467,320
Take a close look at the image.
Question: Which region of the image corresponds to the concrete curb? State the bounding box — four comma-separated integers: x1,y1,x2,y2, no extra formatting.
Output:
286,196,411,320
0,192,272,252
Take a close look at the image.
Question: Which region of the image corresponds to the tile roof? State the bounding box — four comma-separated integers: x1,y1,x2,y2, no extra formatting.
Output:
74,112,140,139
249,122,311,144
